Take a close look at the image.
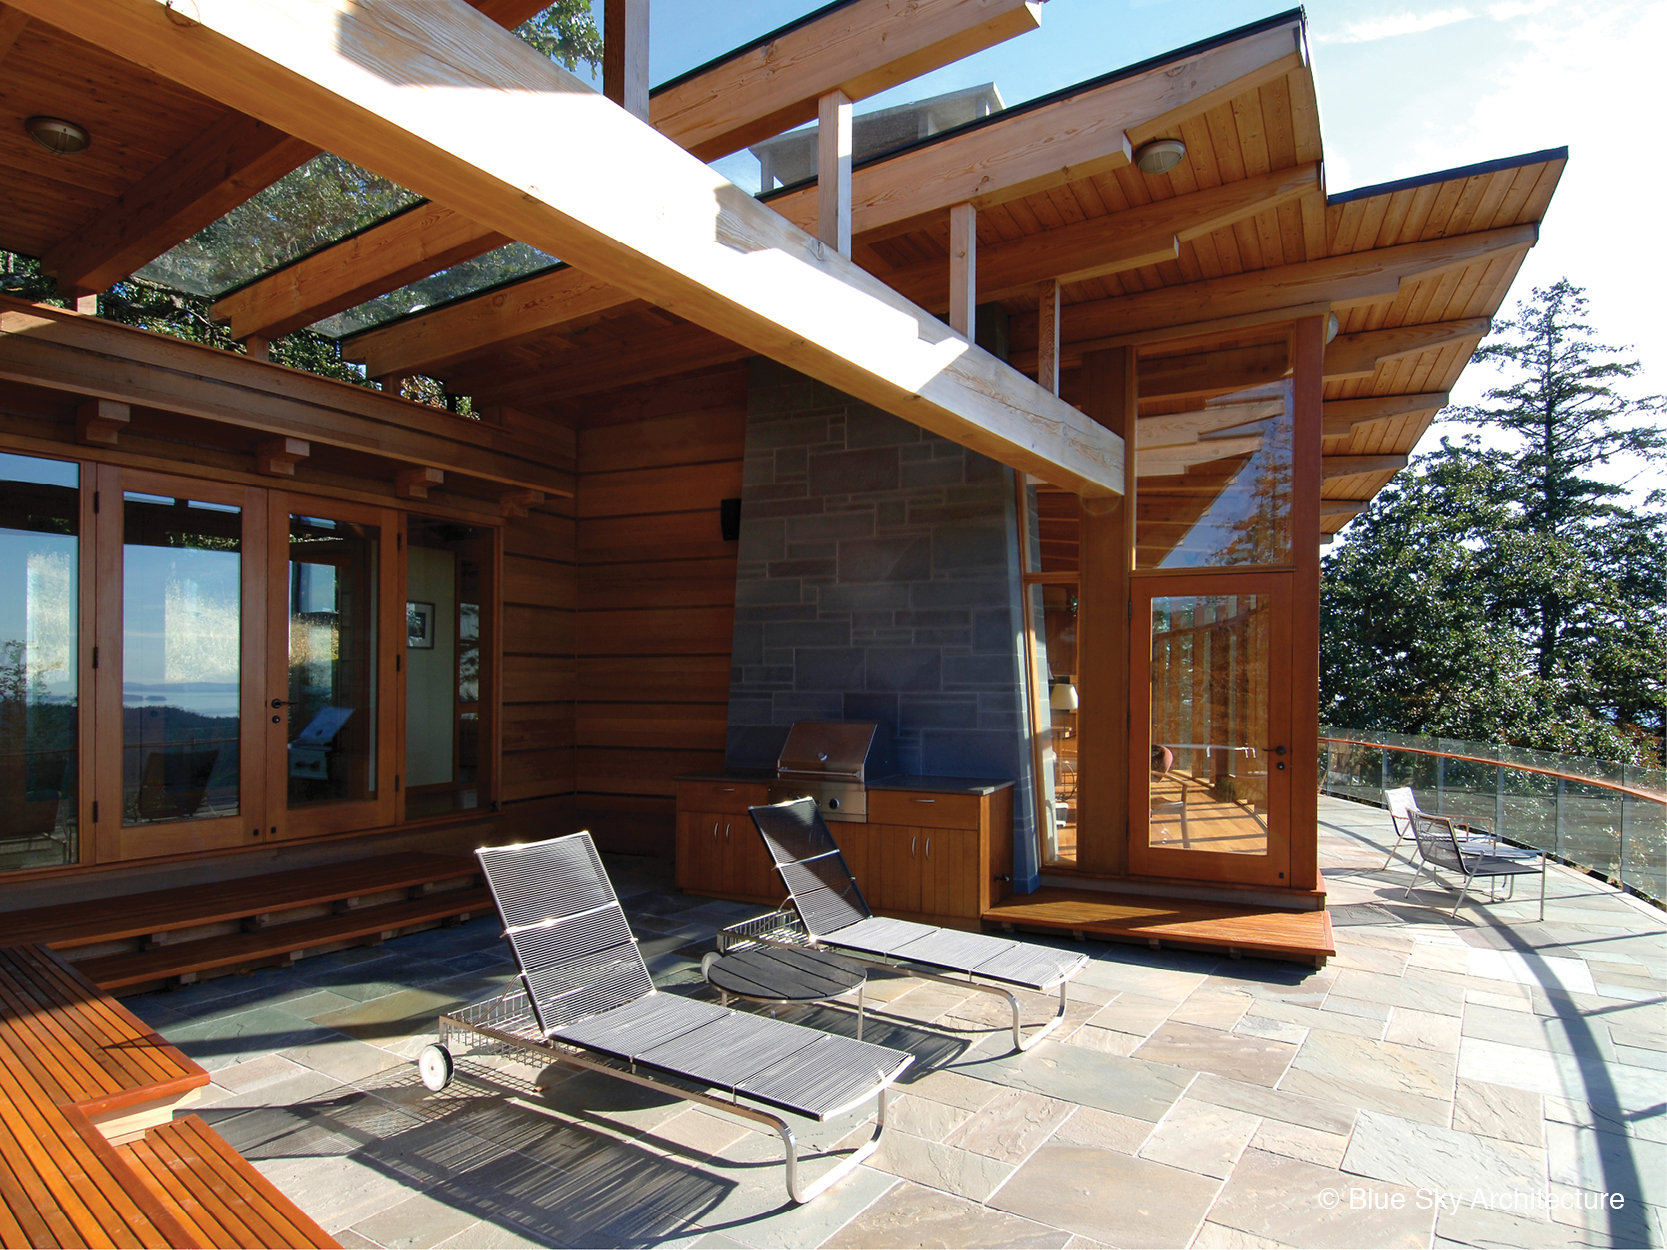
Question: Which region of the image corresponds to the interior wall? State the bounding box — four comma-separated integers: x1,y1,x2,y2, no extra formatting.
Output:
572,364,749,856
404,545,456,788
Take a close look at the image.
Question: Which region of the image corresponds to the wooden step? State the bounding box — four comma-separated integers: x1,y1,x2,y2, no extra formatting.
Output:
119,1115,339,1249
984,888,1335,965
73,886,497,991
0,853,480,951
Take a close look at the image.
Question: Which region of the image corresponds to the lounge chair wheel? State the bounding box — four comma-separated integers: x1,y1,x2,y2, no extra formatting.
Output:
418,1043,453,1092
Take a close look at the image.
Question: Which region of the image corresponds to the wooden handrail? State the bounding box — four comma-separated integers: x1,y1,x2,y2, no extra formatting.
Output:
1320,735,1666,806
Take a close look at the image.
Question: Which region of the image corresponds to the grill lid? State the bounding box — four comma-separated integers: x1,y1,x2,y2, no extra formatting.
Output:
777,721,882,780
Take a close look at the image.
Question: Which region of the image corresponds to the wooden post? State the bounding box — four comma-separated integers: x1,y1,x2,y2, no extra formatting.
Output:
949,202,976,337
1037,280,1061,395
1075,346,1137,876
244,335,271,361
603,0,649,122
254,436,309,476
817,89,853,257
1289,315,1325,890
76,399,128,446
395,465,444,500
379,374,410,400
73,294,98,315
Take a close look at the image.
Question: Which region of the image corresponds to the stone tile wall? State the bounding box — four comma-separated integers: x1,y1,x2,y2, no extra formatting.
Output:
726,358,1041,888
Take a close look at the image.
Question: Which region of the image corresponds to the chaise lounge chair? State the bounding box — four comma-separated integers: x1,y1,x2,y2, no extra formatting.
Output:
1403,811,1547,921
417,831,912,1205
742,798,1089,1052
1380,786,1535,870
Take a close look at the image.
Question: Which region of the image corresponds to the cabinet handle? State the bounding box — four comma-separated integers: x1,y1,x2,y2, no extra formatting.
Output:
925,837,931,859
719,787,735,792
725,822,731,842
911,797,935,804
911,836,916,858
712,821,720,840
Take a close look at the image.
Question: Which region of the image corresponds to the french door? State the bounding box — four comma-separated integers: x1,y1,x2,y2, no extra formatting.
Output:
1129,571,1293,886
91,470,400,858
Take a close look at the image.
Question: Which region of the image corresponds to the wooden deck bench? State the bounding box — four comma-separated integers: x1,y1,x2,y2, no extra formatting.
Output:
0,853,489,995
0,944,338,1248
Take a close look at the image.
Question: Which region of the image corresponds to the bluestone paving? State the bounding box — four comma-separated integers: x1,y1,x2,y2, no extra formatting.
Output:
116,795,1662,1248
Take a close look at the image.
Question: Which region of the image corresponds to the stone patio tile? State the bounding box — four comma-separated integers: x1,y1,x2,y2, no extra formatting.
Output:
1465,988,1533,1013
883,982,975,1025
1277,1069,1453,1128
349,1188,480,1249
1053,1105,1155,1154
295,956,464,1002
1463,1003,1617,1061
1385,1008,1463,1053
1190,1219,1293,1248
1087,991,1181,1039
1290,1029,1456,1101
1208,969,1336,1011
1203,1147,1432,1249
1614,1044,1666,1070
1328,969,1466,1016
1248,1000,1385,1040
1235,1016,1309,1046
1458,1037,1662,1116
1188,1072,1356,1135
1078,957,1210,1001
311,986,482,1046
211,1050,314,1094
901,1068,1000,1114
953,1040,1196,1123
1065,1025,1140,1056
1330,941,1411,977
822,1179,1070,1248
1405,944,1471,975
282,1034,408,1085
944,1087,1073,1162
1321,996,1393,1022
1134,1021,1298,1088
648,1108,751,1159
1450,1079,1543,1146
1170,990,1255,1032
432,1219,559,1248
1432,1203,1582,1248
887,1092,975,1142
991,1143,1221,1249
1140,1099,1261,1179
1246,1119,1350,1169
1544,1094,1667,1146
1546,1121,1667,1207
867,1129,1015,1201
1341,1110,1545,1199
1467,949,1597,996
164,1004,340,1072
1545,1185,1664,1249
332,1231,383,1249
252,1147,423,1234
1608,1023,1667,1053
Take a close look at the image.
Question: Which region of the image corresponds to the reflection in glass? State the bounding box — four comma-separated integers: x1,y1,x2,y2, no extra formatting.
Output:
309,245,561,339
1149,594,1271,855
1029,583,1079,867
288,515,378,808
1138,380,1293,569
122,494,241,826
0,453,78,869
406,517,488,818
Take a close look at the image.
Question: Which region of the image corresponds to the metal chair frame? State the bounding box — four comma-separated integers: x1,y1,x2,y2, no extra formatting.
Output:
1402,811,1547,921
1381,785,1524,869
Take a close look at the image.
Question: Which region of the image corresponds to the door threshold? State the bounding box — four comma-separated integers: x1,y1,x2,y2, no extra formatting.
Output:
1037,870,1325,911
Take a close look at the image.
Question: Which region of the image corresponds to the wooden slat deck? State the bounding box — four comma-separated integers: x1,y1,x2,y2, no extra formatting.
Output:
118,1117,338,1250
985,888,1335,964
0,853,479,950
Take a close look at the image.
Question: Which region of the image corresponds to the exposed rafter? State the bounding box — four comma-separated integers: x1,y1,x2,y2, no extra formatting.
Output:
1323,318,1490,380
19,0,1123,495
213,0,1044,342
1322,391,1449,437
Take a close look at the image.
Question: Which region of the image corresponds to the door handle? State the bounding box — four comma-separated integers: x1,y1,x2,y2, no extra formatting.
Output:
1273,746,1287,756
270,698,299,708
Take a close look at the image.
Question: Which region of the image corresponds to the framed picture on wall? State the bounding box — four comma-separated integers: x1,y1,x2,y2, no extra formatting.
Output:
407,601,435,649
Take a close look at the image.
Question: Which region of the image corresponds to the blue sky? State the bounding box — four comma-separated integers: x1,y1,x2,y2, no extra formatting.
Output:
584,0,1666,499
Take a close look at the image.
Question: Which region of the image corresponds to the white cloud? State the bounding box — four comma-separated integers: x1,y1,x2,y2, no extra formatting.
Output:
1317,8,1474,43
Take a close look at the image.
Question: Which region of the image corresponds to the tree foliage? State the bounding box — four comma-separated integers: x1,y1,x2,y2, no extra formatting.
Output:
1322,281,1666,765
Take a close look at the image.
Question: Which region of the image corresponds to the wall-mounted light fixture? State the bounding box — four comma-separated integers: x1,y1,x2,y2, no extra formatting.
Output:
25,116,90,155
1134,138,1186,176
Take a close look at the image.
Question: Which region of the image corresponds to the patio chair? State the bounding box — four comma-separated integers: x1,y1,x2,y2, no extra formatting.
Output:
744,798,1089,1052
419,831,912,1205
1402,811,1546,921
1380,786,1530,870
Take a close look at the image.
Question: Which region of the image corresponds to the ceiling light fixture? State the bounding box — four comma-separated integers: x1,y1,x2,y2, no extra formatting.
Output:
25,116,90,155
1134,138,1186,176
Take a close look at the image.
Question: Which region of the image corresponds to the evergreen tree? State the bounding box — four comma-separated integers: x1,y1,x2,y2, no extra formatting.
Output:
1322,281,1667,764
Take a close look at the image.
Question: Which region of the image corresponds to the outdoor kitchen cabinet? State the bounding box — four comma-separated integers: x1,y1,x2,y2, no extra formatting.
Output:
674,780,779,903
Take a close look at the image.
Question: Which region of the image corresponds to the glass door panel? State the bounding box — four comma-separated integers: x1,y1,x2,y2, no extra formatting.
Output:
0,453,81,870
1130,573,1292,885
271,497,398,837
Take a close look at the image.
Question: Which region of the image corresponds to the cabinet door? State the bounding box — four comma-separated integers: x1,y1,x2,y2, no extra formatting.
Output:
869,823,924,915
829,822,870,898
921,827,980,919
676,809,723,893
721,814,779,901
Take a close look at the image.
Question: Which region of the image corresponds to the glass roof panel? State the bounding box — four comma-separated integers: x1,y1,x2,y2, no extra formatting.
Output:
308,243,562,339
135,154,423,298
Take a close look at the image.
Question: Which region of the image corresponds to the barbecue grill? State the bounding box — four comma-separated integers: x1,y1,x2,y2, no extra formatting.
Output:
767,721,892,822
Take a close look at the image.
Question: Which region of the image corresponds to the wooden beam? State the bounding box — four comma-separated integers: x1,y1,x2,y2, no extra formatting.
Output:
43,114,315,297
1137,343,1288,400
1037,281,1060,396
212,0,1043,342
0,298,575,497
38,0,1120,496
887,162,1320,309
1320,500,1369,520
603,0,648,122
76,398,128,446
1323,391,1448,438
1136,434,1264,476
395,464,444,498
452,322,755,405
1137,399,1283,449
765,16,1304,238
817,89,853,257
254,435,308,475
1322,454,1408,480
499,489,544,518
0,5,31,62
1022,224,1537,356
654,0,1044,162
949,203,976,337
1323,318,1491,380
